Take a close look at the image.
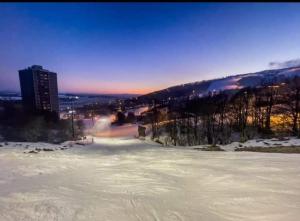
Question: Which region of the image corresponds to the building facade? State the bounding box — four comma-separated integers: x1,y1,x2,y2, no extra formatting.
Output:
19,65,59,114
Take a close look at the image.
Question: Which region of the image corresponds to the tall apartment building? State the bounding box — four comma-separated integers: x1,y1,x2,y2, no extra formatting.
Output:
19,65,59,114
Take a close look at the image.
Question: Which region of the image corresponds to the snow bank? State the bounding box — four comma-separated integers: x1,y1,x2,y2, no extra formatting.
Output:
221,137,300,151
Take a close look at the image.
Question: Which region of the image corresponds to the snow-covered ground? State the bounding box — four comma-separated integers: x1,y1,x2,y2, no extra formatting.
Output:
83,115,141,138
1,137,300,221
221,137,300,151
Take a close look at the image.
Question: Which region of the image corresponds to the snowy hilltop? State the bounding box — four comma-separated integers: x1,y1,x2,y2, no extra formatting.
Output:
137,66,300,102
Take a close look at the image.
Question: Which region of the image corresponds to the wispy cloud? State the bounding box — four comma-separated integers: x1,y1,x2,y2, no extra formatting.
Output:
269,58,300,69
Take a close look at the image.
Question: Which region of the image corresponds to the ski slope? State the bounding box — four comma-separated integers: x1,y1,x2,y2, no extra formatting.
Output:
0,138,300,221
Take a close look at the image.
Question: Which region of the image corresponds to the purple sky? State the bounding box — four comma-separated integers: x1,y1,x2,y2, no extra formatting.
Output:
0,3,300,94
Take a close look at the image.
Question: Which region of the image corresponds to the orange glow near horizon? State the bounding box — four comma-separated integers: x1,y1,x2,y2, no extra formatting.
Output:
59,80,164,95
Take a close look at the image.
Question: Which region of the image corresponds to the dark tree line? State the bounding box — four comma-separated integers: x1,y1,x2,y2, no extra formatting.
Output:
0,101,84,143
146,76,300,146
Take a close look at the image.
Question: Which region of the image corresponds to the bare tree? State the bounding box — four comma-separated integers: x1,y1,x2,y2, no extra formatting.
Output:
285,77,300,135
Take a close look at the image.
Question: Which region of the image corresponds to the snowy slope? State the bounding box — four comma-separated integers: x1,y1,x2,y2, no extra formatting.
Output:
207,76,243,91
139,66,300,100
1,138,300,221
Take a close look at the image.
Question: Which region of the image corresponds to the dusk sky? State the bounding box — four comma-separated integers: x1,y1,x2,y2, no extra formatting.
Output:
0,3,300,94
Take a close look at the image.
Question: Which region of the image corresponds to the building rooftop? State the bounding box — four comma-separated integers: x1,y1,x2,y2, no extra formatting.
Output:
20,65,56,74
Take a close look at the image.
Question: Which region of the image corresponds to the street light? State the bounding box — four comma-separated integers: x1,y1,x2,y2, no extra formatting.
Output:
71,99,75,139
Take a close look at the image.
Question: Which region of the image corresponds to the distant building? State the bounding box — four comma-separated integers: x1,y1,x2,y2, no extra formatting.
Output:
19,65,59,115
